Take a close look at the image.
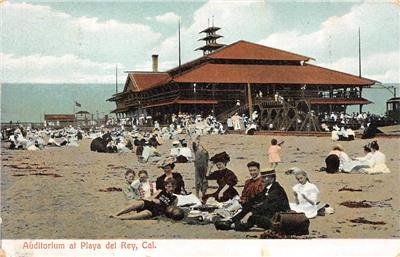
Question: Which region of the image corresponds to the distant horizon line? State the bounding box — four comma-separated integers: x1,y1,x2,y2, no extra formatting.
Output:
2,82,400,85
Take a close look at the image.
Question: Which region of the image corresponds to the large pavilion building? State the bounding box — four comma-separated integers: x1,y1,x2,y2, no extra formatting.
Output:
108,27,376,130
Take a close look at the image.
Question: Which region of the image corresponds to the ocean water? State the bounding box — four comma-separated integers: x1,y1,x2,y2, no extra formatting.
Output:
0,83,117,123
1,83,399,123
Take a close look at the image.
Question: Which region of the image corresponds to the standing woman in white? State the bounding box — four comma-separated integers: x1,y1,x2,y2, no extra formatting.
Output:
289,168,320,219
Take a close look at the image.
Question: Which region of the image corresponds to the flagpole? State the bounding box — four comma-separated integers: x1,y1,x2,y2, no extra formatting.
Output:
178,20,181,67
115,64,118,94
358,27,361,78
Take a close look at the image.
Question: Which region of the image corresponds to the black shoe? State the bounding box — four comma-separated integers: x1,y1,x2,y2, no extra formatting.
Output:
214,220,233,230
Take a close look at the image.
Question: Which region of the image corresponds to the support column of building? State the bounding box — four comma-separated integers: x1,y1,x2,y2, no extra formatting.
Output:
247,83,253,122
329,85,333,114
359,86,363,113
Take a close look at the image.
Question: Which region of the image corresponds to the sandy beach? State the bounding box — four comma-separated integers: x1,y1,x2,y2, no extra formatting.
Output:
1,133,399,239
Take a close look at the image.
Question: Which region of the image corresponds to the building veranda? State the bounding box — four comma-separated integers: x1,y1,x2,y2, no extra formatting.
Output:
108,29,375,131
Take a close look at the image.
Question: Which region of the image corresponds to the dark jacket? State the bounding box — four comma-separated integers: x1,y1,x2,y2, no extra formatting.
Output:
204,168,239,202
156,172,186,195
234,181,289,222
252,181,290,217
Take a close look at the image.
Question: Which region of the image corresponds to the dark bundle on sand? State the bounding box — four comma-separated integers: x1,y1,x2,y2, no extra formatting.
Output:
260,230,287,239
4,164,33,170
338,187,362,192
340,199,392,208
193,205,218,212
259,230,314,239
349,217,386,225
340,201,372,208
12,172,62,178
31,172,63,178
99,187,122,192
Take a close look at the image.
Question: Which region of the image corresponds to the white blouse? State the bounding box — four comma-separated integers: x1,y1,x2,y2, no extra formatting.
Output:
290,181,320,218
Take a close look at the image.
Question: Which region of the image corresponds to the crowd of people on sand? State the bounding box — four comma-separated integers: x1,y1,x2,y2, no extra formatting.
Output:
226,111,259,134
2,111,393,235
319,111,393,140
1,113,226,154
107,133,391,234
319,111,387,128
1,125,84,151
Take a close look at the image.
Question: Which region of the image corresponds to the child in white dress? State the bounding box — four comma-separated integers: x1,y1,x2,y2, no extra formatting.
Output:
289,168,320,219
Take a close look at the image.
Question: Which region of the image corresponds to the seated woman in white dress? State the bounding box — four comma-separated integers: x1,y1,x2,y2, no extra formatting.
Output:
342,145,372,173
289,168,320,219
362,141,391,174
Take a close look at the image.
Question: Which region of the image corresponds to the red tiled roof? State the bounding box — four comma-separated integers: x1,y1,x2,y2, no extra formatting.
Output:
310,98,372,105
129,72,171,91
208,40,312,61
173,63,375,86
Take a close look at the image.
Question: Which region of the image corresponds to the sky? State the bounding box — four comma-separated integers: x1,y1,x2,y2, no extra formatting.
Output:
1,0,399,84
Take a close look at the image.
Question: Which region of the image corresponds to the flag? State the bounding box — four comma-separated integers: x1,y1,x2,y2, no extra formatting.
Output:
75,101,81,107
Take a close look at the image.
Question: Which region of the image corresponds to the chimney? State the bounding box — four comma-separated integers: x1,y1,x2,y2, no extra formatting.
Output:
152,54,159,72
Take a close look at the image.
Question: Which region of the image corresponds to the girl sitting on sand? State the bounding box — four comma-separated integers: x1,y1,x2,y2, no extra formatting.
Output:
122,169,138,200
267,138,284,170
131,170,156,199
110,178,184,220
289,168,320,219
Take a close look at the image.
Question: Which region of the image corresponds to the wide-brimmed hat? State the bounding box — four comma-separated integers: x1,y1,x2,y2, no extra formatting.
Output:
210,152,230,164
158,156,176,168
332,144,344,151
260,168,276,177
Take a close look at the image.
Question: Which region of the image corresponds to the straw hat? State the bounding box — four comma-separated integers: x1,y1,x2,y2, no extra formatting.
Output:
158,156,176,168
260,168,276,177
333,144,344,151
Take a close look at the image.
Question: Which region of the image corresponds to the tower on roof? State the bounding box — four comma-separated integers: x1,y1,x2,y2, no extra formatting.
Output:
195,22,225,56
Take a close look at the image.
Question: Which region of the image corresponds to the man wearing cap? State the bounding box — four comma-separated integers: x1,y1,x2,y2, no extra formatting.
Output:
215,168,290,231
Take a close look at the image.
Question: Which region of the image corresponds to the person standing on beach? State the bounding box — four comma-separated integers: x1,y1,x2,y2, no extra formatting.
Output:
192,136,209,198
267,138,284,170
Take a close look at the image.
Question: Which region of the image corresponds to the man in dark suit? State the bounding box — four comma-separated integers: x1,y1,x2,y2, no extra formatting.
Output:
215,169,290,231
